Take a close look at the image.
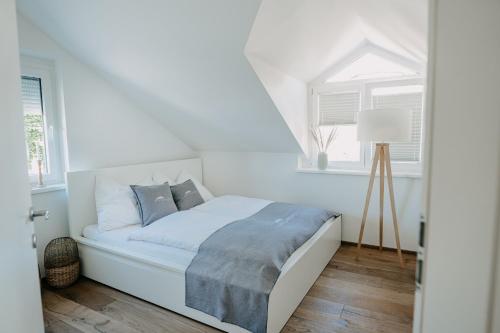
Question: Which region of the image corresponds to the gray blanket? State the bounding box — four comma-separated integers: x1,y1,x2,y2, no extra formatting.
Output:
185,202,339,333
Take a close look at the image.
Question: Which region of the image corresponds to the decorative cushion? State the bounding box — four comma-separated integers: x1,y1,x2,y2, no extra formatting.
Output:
176,170,214,202
95,175,142,231
171,179,205,211
130,183,178,227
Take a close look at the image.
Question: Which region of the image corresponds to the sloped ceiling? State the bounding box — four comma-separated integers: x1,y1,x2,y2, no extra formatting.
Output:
244,0,426,155
16,0,302,152
246,0,427,82
16,0,427,154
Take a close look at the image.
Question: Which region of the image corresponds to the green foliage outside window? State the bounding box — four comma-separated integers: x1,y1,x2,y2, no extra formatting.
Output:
24,113,46,172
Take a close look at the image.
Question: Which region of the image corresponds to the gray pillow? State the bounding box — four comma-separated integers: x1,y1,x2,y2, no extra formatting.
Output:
170,179,205,211
130,183,178,227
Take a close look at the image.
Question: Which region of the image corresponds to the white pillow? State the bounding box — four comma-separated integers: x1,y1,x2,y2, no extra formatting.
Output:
95,175,142,231
152,171,176,186
176,170,214,202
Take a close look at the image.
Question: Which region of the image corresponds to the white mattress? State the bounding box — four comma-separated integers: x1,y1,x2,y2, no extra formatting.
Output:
82,195,339,274
83,224,196,269
128,195,271,252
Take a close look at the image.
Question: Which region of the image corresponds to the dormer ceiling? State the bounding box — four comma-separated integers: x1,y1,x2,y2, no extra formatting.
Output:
246,0,428,83
245,0,427,153
319,41,423,84
16,0,427,154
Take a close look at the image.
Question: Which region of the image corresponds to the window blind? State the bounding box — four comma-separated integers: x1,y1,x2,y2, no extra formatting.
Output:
372,91,423,162
318,91,360,125
21,76,43,115
21,76,47,173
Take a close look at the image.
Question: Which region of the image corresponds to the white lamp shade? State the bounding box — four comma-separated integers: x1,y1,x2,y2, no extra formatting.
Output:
357,108,412,143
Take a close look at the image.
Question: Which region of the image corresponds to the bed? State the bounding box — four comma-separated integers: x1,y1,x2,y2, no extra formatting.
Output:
67,158,342,333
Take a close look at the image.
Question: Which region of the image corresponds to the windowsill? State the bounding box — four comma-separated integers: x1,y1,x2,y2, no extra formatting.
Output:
31,183,66,195
296,167,422,179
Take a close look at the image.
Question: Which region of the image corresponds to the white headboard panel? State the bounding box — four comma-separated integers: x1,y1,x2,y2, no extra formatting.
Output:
67,158,202,238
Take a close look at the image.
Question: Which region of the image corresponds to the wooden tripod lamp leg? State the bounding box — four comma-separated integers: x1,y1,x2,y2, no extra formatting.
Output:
379,145,385,251
384,145,405,267
356,145,381,259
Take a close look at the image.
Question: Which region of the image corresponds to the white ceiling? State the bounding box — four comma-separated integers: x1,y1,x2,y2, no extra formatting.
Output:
16,0,301,152
246,0,427,82
16,0,427,153
244,0,427,155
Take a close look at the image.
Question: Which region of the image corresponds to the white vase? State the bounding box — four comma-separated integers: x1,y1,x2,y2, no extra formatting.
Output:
317,152,328,170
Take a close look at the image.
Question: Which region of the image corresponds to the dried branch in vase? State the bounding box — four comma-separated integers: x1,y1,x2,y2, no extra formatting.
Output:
310,125,338,152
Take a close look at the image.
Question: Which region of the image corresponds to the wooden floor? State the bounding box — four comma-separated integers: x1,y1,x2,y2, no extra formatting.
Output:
42,244,416,333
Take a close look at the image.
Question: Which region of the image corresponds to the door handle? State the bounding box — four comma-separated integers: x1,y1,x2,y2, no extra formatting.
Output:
29,207,49,221
32,234,37,249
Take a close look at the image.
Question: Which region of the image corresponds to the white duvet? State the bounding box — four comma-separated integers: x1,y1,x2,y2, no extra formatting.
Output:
128,195,271,252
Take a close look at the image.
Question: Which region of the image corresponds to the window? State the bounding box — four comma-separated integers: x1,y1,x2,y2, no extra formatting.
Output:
22,76,47,174
315,88,362,167
20,56,64,185
369,84,424,162
308,47,424,174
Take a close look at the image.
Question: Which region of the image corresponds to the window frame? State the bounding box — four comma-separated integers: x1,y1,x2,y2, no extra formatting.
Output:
365,78,425,174
308,76,425,174
20,56,64,186
311,82,365,170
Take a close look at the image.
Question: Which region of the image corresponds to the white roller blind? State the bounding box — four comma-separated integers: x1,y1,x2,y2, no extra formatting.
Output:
318,91,360,125
372,90,423,161
21,76,43,115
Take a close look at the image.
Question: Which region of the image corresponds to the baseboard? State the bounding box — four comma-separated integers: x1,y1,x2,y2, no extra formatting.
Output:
341,241,417,255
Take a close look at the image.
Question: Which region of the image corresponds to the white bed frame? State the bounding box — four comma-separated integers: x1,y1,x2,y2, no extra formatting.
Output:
67,158,342,333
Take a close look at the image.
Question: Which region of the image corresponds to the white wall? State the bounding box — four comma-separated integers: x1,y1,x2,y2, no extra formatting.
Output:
420,0,500,332
202,152,421,251
246,55,309,153
16,5,423,272
17,13,195,273
17,14,195,171
16,0,301,153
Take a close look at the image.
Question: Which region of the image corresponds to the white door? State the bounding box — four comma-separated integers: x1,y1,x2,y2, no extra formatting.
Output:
0,1,45,332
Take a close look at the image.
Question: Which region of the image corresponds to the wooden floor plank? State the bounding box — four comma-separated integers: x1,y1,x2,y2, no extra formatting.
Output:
48,281,115,312
329,259,415,284
332,253,415,275
282,315,351,333
76,279,221,333
44,310,84,333
43,290,142,333
49,280,211,333
340,306,412,333
307,283,414,322
342,304,413,326
103,298,218,333
42,244,416,333
314,276,414,306
321,266,415,294
293,295,344,323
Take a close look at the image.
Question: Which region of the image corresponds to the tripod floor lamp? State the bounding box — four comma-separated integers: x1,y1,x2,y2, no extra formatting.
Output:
356,108,412,267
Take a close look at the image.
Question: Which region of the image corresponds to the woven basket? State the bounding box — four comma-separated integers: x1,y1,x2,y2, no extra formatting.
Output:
46,261,80,288
44,237,80,288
